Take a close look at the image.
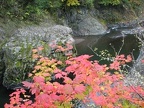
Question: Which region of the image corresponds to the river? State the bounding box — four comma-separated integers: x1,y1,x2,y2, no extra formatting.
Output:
75,27,141,62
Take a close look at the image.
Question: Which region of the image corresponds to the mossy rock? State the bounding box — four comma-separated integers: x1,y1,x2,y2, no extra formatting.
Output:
2,25,74,89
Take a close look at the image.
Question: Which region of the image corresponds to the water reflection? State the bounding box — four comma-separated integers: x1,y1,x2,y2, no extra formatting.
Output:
75,34,140,62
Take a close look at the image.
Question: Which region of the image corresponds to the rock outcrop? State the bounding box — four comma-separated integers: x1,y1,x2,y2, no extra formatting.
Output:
64,8,107,36
73,14,107,36
1,25,74,89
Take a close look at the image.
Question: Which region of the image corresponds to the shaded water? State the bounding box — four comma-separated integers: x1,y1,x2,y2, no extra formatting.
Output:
75,31,140,62
0,85,13,108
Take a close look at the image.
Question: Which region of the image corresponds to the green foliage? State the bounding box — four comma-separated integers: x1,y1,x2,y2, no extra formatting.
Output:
24,5,44,20
121,99,141,108
34,0,62,9
99,0,121,6
1,0,43,20
0,0,142,21
80,0,95,8
66,0,80,6
122,0,141,5
98,0,141,6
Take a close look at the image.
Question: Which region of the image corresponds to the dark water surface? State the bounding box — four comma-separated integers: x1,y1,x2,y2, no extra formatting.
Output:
0,85,13,108
0,27,141,108
75,33,140,62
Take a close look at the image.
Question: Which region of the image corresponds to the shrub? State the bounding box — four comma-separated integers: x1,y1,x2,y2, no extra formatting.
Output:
98,0,141,6
99,0,121,6
0,0,142,20
4,44,144,108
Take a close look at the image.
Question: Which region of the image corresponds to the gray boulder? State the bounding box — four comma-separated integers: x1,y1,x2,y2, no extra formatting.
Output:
74,14,106,36
2,25,74,89
64,8,106,36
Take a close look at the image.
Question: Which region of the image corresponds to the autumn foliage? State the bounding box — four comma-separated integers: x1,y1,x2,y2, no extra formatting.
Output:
5,44,144,108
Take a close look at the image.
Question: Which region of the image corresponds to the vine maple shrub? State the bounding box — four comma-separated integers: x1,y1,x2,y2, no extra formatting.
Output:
5,44,144,108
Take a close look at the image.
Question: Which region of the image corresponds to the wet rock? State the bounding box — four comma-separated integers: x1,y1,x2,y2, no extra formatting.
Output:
121,26,144,35
2,25,74,89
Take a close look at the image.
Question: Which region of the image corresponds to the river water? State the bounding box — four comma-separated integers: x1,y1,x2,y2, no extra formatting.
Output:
0,85,13,108
75,28,141,62
0,27,142,108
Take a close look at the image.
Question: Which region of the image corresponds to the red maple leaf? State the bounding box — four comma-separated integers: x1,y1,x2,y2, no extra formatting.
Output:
63,84,73,95
55,73,63,78
74,84,86,93
22,81,33,88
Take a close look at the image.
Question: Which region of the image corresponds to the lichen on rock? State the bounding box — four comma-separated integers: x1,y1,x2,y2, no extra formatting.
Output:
2,25,75,89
